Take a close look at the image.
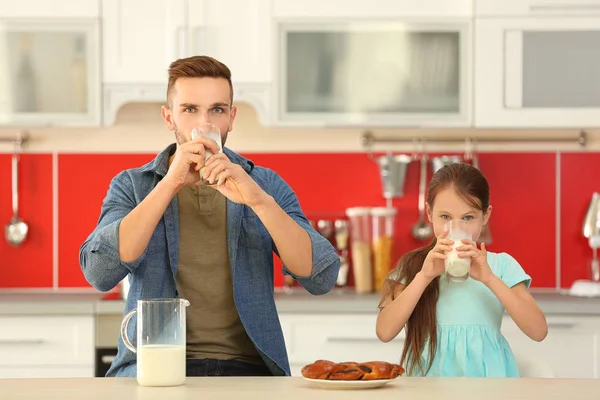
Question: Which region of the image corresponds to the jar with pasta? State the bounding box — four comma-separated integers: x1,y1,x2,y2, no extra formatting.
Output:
371,207,397,291
346,207,373,294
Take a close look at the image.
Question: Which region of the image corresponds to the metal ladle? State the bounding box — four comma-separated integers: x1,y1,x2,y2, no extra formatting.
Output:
5,141,28,246
411,152,434,241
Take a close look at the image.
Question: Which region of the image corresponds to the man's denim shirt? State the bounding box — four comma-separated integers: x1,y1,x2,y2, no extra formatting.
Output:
79,144,340,377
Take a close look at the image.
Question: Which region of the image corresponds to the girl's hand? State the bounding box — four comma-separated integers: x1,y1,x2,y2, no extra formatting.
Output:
421,230,453,281
457,241,494,283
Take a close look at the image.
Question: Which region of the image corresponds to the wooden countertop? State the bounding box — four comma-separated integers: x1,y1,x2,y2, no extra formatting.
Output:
1,377,599,399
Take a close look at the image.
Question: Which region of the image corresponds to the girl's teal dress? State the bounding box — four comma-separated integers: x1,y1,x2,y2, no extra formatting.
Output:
395,251,532,377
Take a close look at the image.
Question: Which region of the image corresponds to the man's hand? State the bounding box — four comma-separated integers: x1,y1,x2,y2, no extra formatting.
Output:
202,153,269,207
163,136,220,190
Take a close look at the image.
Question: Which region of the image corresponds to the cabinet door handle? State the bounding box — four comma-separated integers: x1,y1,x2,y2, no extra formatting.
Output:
193,26,206,56
547,322,576,329
101,355,116,364
176,26,188,59
531,2,600,11
326,337,404,343
0,339,46,345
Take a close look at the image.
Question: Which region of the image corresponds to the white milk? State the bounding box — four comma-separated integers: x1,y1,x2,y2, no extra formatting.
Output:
445,241,471,282
192,129,223,185
201,131,222,158
137,345,186,387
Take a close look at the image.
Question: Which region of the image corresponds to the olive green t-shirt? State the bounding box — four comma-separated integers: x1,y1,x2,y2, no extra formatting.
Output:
176,183,263,365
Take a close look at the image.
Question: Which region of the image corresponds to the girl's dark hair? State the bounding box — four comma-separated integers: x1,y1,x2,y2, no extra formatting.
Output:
380,162,490,375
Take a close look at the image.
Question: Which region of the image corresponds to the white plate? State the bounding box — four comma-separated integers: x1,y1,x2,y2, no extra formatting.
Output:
303,377,397,390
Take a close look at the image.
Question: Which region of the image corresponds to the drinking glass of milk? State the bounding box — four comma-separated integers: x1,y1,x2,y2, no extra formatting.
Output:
191,123,223,186
444,220,473,282
120,298,190,386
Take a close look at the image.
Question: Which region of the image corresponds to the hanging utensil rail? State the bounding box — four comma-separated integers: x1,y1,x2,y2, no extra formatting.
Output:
362,129,587,152
0,131,30,145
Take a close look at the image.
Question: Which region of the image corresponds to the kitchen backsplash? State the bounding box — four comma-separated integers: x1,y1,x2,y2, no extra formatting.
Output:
0,149,598,291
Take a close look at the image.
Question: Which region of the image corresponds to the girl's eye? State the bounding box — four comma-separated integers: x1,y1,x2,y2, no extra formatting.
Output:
463,215,474,221
441,215,450,220
185,107,195,113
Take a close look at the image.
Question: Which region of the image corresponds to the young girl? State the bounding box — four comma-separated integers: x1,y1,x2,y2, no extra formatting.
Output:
376,163,548,377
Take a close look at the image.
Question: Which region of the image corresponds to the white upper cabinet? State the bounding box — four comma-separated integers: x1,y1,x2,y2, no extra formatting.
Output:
103,0,273,86
0,0,100,127
0,0,98,18
101,0,186,85
190,0,272,84
475,17,600,128
101,0,273,125
275,19,472,127
187,0,273,127
274,0,474,18
476,0,600,17
271,0,474,127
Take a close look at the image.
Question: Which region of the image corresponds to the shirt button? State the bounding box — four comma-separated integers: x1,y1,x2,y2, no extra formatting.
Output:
201,185,207,190
200,197,208,203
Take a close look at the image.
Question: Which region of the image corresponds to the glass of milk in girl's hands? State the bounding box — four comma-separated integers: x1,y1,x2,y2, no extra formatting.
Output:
191,123,222,185
444,220,473,282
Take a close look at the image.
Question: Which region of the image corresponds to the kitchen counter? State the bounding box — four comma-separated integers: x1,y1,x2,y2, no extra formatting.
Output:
0,288,599,316
1,377,599,399
269,288,600,315
0,293,104,315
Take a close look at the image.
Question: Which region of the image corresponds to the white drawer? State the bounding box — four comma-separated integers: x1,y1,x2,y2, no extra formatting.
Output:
279,314,405,365
501,315,600,379
0,316,94,367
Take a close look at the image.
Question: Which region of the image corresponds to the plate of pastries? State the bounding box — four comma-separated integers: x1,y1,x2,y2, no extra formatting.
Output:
301,359,405,390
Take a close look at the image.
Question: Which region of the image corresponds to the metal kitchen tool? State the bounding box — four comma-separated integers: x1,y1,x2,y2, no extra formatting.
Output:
590,235,600,283
5,140,28,246
376,152,412,199
411,152,434,241
570,193,600,296
431,155,463,174
317,220,333,240
583,193,600,282
583,192,600,239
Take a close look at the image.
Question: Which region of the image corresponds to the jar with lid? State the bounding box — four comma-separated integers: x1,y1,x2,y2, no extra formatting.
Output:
346,207,373,294
371,207,397,291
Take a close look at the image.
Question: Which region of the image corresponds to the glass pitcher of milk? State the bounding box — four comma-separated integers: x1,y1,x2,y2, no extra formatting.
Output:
120,298,190,386
444,220,473,282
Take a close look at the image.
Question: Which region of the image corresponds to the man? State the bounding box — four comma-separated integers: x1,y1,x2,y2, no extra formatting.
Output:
80,55,340,377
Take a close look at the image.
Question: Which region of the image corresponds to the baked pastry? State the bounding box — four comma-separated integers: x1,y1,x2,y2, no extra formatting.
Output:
329,362,364,381
301,360,404,380
300,360,340,379
360,361,404,381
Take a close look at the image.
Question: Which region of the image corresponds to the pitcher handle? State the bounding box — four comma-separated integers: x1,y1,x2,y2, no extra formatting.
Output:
120,308,137,353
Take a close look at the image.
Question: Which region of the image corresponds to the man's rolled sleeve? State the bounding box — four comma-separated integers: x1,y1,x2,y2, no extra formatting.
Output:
268,170,340,295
